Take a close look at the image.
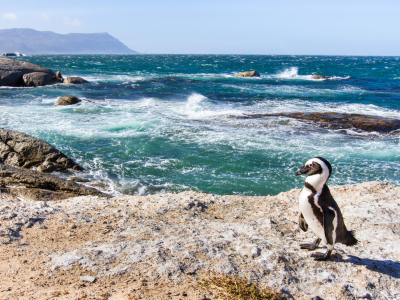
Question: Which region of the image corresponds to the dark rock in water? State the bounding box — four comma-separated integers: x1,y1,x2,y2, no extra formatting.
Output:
311,75,332,79
235,71,260,77
63,76,89,84
0,128,83,172
0,164,109,200
55,95,82,106
239,112,400,134
0,53,23,57
22,72,58,87
0,57,56,87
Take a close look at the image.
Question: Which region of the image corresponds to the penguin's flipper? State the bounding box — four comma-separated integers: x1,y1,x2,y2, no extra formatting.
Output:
323,207,336,246
298,213,308,232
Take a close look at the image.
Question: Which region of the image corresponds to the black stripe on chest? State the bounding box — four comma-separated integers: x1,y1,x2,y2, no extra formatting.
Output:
305,182,324,226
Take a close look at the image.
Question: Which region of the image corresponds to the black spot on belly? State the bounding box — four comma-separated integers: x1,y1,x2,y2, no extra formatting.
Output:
305,182,324,226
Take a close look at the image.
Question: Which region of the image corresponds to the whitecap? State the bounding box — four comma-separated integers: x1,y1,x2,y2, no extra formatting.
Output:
266,67,349,81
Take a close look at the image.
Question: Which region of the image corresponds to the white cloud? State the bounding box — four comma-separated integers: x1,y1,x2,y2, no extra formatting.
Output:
3,13,17,20
42,14,51,22
63,16,82,27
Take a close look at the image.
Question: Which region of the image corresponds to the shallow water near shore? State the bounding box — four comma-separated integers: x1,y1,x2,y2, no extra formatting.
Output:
1,55,399,195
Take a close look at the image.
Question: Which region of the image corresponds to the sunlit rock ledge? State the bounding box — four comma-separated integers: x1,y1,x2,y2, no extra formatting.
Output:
0,181,399,299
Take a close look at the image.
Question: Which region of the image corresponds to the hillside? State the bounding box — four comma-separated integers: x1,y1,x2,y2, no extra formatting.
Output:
0,28,138,54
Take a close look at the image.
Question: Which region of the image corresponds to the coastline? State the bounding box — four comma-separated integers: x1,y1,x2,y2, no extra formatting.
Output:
1,181,399,299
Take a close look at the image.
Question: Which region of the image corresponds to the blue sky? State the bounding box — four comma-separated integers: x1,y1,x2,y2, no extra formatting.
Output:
1,0,400,55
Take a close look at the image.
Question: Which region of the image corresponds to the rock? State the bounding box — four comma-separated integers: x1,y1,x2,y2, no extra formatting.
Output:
311,75,332,79
63,76,89,84
22,72,57,87
67,177,90,183
54,95,82,106
0,163,109,200
0,182,399,298
0,53,21,57
0,128,83,172
237,112,400,134
80,276,96,283
235,71,260,77
0,57,56,87
55,71,63,82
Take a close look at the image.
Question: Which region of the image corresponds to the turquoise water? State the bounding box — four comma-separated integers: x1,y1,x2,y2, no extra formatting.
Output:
1,55,399,195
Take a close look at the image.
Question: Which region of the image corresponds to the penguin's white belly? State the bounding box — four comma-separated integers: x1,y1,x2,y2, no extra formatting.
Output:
299,189,327,244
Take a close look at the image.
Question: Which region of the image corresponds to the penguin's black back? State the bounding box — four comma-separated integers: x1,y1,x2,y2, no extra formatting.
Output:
319,184,358,246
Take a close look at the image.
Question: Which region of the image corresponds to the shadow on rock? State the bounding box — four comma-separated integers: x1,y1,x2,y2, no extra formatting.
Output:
338,254,400,278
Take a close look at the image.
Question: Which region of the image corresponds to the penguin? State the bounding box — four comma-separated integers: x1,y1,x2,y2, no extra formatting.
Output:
295,157,358,261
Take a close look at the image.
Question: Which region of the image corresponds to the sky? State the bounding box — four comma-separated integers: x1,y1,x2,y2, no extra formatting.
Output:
1,0,400,55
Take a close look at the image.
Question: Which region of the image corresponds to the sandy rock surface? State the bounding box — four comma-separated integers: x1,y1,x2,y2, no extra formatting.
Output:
0,181,399,299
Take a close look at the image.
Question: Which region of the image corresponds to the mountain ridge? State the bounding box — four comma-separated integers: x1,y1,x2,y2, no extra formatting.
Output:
0,28,138,54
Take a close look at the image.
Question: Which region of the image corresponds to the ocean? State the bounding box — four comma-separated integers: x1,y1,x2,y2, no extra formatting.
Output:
1,55,399,196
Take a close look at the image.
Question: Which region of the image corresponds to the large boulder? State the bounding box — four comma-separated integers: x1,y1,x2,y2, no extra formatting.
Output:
235,71,260,77
0,128,83,172
22,72,57,87
63,76,89,84
0,57,56,87
54,95,82,106
0,163,109,200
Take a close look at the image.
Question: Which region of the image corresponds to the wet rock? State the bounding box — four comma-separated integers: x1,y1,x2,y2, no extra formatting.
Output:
0,128,83,171
238,112,400,134
67,177,90,183
22,72,58,87
55,71,63,82
54,95,82,106
0,164,109,200
1,53,20,57
63,76,89,84
311,75,332,79
235,71,260,77
0,57,56,87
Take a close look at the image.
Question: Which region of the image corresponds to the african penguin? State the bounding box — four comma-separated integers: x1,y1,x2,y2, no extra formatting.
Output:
295,157,357,261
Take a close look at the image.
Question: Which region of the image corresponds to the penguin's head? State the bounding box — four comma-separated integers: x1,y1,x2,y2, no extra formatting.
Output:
295,157,332,180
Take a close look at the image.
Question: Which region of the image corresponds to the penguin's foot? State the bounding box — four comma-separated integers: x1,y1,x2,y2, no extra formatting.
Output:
300,238,321,250
310,250,332,261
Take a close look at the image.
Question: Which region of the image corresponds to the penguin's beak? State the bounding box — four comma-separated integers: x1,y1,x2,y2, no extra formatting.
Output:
295,165,310,176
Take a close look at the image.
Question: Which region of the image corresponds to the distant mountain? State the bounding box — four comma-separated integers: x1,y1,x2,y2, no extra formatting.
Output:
0,28,138,54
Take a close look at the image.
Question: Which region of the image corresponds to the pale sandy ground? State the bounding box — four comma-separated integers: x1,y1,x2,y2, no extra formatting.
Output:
0,181,399,300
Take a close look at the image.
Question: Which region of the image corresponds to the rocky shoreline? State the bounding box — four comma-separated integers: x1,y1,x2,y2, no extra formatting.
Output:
0,57,87,87
0,181,399,299
1,59,400,299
